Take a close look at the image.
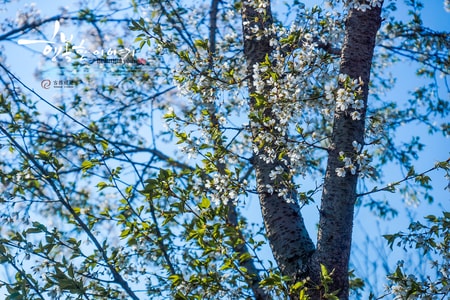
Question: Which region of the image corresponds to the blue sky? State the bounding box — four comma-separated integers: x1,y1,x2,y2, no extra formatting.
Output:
1,0,449,297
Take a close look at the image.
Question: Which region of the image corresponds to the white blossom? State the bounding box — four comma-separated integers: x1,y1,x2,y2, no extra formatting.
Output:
348,164,357,175
349,0,383,11
352,140,362,152
266,184,274,194
336,167,346,177
351,111,361,120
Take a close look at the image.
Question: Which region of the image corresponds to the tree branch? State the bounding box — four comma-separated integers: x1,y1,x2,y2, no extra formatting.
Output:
0,125,140,300
357,158,449,198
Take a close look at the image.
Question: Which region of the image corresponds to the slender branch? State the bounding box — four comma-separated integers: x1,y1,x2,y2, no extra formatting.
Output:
156,0,197,54
0,239,116,284
0,254,46,299
0,14,129,42
378,44,449,75
357,158,449,198
0,63,153,189
0,125,140,300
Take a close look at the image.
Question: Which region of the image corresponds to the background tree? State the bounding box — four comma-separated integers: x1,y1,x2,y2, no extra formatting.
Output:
0,0,448,299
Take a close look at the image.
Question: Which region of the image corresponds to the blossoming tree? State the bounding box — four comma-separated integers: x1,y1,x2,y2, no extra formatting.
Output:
0,0,448,299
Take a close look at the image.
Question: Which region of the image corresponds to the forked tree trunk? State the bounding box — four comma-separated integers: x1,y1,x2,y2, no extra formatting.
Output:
241,1,383,299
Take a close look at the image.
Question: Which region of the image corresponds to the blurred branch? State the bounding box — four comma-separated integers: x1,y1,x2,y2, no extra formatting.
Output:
0,14,129,42
0,124,140,300
357,158,450,198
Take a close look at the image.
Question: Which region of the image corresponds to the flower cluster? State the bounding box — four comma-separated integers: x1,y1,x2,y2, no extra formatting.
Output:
335,151,357,177
242,0,272,41
389,274,420,300
269,165,284,181
324,0,382,11
335,141,373,178
325,74,364,120
244,0,270,15
264,182,295,204
15,3,42,27
348,0,383,11
387,264,450,299
204,173,245,205
167,3,347,207
264,178,295,203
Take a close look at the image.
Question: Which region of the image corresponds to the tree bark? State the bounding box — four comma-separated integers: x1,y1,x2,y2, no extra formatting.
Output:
313,5,383,299
242,1,382,299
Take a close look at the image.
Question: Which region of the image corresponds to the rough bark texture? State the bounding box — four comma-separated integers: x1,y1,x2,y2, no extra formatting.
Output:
242,1,382,299
241,0,315,286
313,6,383,299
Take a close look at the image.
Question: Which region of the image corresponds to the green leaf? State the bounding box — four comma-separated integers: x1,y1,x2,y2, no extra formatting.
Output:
96,181,110,191
169,274,183,286
120,228,131,239
194,39,208,50
81,160,95,173
407,166,415,177
199,197,210,209
37,150,51,160
100,140,108,151
320,264,329,277
125,185,133,195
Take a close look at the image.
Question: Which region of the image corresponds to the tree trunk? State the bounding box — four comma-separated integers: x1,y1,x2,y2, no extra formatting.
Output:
242,1,382,299
313,5,383,299
241,0,315,286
